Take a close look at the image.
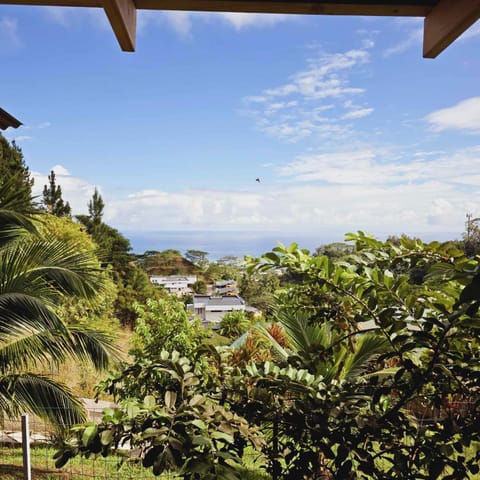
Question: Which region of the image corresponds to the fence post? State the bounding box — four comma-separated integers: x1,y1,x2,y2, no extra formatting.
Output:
21,414,32,480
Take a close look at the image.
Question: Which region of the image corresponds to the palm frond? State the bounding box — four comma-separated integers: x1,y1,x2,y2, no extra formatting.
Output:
274,309,332,356
67,327,121,370
0,373,86,428
340,333,388,379
0,239,103,300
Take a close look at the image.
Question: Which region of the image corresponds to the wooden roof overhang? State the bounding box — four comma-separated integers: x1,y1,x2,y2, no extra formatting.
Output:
0,108,22,130
1,0,479,56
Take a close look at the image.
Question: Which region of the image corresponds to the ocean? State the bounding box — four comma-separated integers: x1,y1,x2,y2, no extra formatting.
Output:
125,230,344,260
124,229,460,260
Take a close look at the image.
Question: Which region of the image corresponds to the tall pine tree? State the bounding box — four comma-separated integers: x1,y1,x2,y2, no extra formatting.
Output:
88,188,104,225
0,134,35,210
42,170,71,217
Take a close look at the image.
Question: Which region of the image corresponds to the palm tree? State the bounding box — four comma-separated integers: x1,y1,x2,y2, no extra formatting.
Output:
0,180,118,428
258,309,388,382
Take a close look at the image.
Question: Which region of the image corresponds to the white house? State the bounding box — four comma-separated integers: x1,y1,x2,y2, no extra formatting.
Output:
149,275,197,296
215,279,238,296
187,294,246,327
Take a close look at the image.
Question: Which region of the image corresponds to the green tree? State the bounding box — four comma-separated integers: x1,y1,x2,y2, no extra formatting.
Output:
239,271,280,313
42,170,71,217
192,279,207,294
139,249,197,276
115,266,160,327
0,134,34,210
77,191,160,326
130,297,206,362
314,242,353,259
38,214,118,330
218,310,252,339
463,212,480,257
88,187,104,229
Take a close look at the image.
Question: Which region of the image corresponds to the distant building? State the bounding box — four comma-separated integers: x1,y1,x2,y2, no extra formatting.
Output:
215,279,238,296
187,294,246,327
150,275,197,296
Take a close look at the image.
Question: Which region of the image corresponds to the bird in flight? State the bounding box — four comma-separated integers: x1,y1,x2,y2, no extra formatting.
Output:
256,178,261,183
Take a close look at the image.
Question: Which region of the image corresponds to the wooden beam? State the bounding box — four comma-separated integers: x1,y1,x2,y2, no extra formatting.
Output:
423,0,480,58
103,0,137,51
135,1,432,17
0,0,433,16
0,0,101,6
0,107,22,130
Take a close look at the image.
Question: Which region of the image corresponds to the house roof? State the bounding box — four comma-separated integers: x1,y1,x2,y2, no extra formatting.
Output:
193,295,245,307
0,108,22,130
1,1,478,57
215,280,236,287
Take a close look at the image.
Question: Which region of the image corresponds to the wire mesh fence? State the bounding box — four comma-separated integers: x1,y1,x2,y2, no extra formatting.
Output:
0,407,180,480
0,405,266,480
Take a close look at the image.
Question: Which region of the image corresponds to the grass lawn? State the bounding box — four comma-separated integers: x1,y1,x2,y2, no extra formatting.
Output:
0,446,270,480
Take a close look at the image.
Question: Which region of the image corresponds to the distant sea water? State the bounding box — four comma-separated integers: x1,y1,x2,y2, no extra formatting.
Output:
125,230,343,260
124,229,459,260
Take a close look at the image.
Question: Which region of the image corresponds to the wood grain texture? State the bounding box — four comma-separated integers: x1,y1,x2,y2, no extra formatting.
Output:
103,0,136,51
423,0,480,57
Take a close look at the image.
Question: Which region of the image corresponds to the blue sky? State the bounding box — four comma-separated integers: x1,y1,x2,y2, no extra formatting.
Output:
1,7,480,247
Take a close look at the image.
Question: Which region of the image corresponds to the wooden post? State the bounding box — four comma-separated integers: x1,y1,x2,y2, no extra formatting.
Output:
21,414,32,480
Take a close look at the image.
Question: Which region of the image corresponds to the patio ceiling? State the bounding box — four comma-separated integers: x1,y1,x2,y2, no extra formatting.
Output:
0,108,22,130
0,0,479,56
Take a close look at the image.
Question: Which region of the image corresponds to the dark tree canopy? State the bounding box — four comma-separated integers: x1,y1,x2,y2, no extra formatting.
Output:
0,134,34,209
88,187,104,229
42,170,71,217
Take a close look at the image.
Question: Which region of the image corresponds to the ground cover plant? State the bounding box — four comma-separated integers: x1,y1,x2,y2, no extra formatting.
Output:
56,233,480,479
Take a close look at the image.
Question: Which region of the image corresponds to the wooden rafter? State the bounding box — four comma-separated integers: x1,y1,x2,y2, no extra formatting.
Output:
103,0,136,51
1,0,478,57
0,108,22,130
423,0,480,58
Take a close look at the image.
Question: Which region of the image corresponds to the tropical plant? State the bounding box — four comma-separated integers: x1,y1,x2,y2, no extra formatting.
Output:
218,310,252,339
0,193,118,428
56,351,263,479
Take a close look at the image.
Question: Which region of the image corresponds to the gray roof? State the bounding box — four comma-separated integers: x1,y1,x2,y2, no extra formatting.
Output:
215,280,236,287
193,295,245,307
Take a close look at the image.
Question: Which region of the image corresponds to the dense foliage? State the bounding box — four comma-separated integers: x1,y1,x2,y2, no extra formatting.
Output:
59,233,480,479
0,134,34,210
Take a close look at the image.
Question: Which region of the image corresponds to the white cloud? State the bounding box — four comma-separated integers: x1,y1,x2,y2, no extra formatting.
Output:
32,166,96,214
214,12,291,30
425,97,480,133
278,146,480,186
45,7,110,31
0,17,22,52
342,108,374,120
244,47,372,142
104,179,476,236
460,21,480,40
383,27,422,57
137,10,291,37
31,145,480,239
